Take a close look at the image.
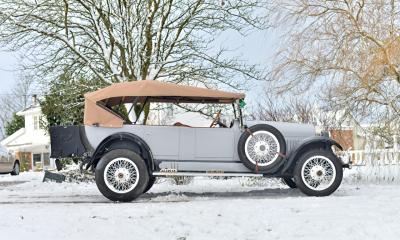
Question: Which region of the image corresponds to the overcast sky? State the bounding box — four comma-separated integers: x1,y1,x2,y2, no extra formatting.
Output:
0,29,279,98
0,50,19,94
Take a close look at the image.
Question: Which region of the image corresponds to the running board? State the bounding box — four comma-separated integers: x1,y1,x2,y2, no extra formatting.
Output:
152,171,264,177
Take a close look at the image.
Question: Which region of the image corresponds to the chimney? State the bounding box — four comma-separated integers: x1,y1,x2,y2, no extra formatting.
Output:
32,94,38,106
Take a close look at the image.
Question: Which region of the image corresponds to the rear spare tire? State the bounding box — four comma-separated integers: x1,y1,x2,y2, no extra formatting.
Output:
95,149,149,202
238,124,286,172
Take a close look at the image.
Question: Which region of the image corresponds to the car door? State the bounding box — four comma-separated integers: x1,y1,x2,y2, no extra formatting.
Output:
142,126,180,160
194,127,235,160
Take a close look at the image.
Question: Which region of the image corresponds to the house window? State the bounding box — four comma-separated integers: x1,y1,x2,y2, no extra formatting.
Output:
43,153,50,167
34,115,40,130
33,154,42,169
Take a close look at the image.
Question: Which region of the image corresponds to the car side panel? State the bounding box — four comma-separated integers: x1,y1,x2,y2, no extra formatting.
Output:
142,126,179,159
0,148,13,173
194,128,234,159
85,125,179,159
178,127,196,160
84,121,317,173
85,125,247,172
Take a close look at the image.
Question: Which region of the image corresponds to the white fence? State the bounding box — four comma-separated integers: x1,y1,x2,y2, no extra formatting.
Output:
341,149,400,166
339,149,400,183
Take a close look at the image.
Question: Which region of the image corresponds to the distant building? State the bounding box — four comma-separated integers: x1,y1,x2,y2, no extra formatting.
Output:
0,97,53,171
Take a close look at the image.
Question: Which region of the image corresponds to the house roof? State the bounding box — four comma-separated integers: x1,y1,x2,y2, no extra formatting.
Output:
17,105,41,117
84,80,245,128
0,128,25,146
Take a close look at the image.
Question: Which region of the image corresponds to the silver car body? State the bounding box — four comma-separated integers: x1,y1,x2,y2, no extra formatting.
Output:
84,120,315,173
0,145,15,173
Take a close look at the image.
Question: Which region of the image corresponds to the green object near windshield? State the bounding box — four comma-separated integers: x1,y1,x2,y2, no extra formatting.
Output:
239,99,246,109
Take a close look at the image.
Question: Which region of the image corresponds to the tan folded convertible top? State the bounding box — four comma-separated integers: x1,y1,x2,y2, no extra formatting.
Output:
84,80,245,128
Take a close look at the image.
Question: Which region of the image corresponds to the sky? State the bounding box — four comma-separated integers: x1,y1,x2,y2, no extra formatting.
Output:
0,50,19,94
0,28,280,101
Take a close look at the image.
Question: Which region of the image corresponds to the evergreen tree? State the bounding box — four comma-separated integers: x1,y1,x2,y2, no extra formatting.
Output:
40,73,107,130
5,113,24,136
41,72,130,130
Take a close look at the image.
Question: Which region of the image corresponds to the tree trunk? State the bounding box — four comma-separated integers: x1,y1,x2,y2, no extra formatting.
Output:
142,103,150,125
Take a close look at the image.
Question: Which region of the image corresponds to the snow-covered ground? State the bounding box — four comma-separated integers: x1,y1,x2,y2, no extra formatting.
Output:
1,172,400,240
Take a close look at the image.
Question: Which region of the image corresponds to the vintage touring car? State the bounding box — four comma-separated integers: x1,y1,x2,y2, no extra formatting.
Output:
50,80,350,202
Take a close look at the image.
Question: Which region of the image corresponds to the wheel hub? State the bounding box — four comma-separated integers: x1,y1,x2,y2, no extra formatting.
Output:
104,158,139,194
310,165,326,181
115,168,130,183
254,141,269,156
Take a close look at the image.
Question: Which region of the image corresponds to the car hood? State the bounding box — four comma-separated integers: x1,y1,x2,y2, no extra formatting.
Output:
246,121,315,139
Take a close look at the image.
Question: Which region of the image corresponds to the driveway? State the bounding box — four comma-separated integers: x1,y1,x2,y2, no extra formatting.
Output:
0,172,399,240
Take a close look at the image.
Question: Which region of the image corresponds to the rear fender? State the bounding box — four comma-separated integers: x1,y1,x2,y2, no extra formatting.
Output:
281,136,343,175
89,132,154,172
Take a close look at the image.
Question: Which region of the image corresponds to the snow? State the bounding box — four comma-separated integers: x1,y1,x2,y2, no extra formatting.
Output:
1,172,400,240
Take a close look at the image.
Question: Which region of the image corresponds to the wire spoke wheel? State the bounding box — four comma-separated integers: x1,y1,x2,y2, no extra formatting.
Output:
238,124,286,172
104,158,139,194
244,131,280,166
301,156,336,191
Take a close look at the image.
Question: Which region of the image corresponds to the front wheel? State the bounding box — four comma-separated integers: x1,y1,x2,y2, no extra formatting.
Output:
95,149,149,202
294,150,343,196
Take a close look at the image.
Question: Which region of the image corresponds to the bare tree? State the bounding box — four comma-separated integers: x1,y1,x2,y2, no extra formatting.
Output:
248,87,338,136
0,0,266,123
249,96,314,123
0,77,34,139
266,0,400,132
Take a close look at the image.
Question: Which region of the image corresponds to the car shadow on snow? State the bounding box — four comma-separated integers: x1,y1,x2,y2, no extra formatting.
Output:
143,188,305,201
0,188,348,204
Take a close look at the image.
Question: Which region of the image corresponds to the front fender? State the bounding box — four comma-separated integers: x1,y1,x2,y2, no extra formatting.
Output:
281,136,343,175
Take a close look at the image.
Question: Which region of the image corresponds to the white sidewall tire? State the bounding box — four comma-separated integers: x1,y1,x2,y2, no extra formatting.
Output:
244,131,280,166
238,124,286,172
294,150,343,197
95,149,149,202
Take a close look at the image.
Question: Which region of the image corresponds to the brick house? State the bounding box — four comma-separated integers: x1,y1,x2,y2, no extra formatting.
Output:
329,129,355,150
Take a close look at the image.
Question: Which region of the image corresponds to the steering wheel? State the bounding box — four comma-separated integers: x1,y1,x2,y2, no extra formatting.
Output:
210,110,227,128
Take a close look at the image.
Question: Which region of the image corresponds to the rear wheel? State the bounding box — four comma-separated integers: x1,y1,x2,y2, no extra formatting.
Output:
282,177,296,189
294,150,343,196
11,162,20,176
95,149,149,202
143,176,156,194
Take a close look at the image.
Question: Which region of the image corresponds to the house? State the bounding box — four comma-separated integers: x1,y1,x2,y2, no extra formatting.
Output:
0,96,53,171
312,107,398,150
